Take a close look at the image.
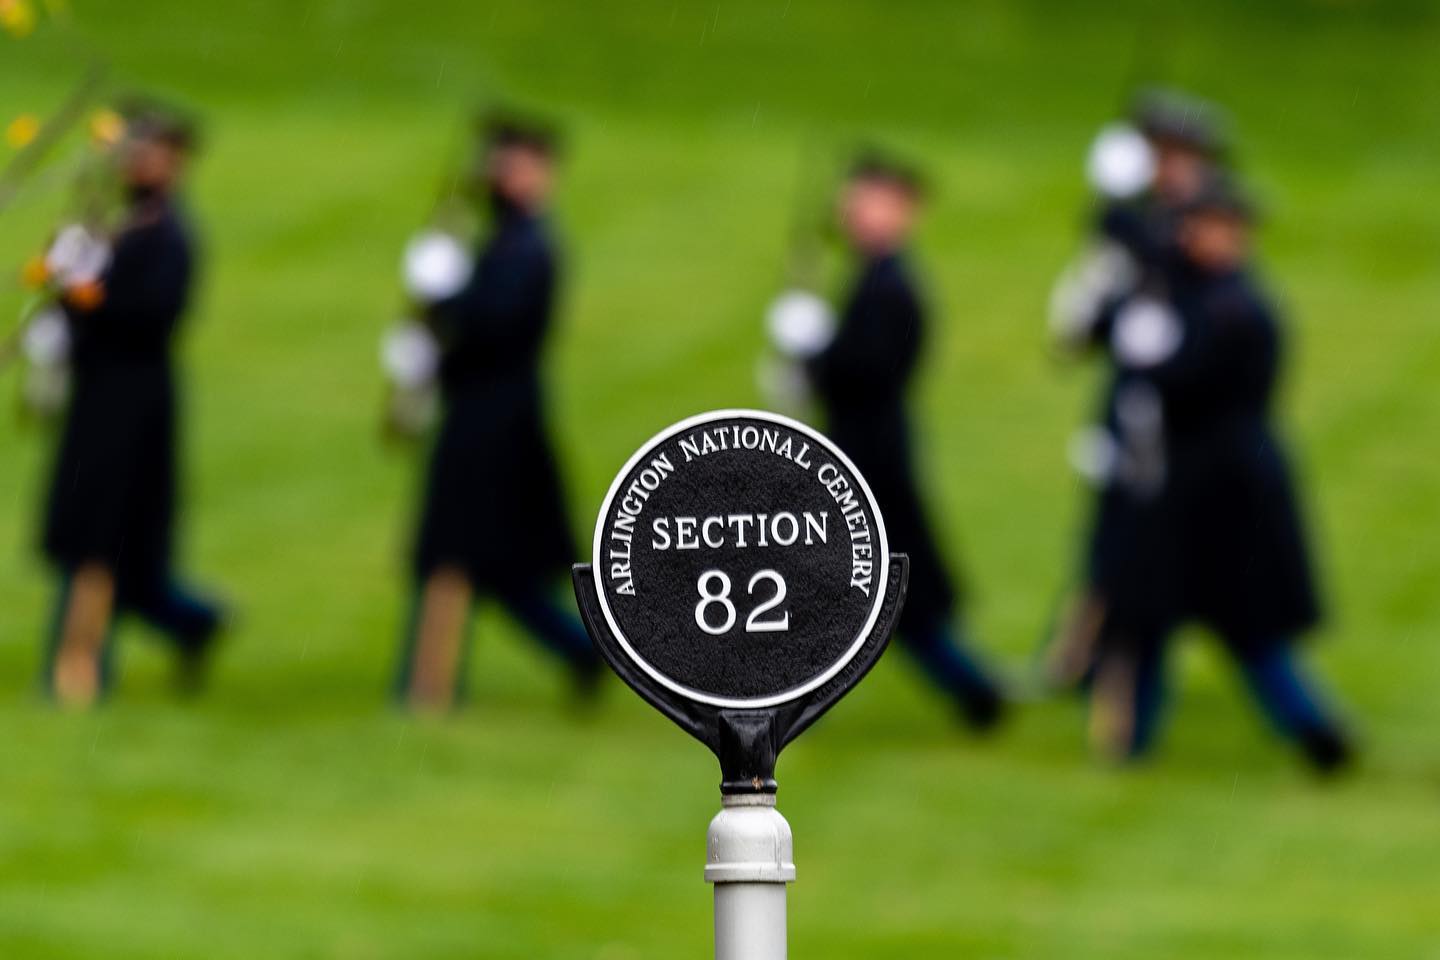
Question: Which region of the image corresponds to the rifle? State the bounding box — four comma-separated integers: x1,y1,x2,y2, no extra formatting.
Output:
0,103,123,379
0,60,108,217
378,111,483,444
779,135,833,293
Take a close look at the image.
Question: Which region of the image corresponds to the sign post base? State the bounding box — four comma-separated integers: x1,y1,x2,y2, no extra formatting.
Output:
706,792,795,960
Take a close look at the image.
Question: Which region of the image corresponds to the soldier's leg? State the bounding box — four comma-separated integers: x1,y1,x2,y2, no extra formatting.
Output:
1089,632,1168,762
50,562,117,707
900,618,1005,730
1039,587,1107,691
122,578,226,693
402,566,473,711
40,573,73,691
125,579,224,650
1233,643,1352,773
496,584,603,692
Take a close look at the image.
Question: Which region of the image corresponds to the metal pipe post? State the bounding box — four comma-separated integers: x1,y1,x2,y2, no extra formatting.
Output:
705,793,795,960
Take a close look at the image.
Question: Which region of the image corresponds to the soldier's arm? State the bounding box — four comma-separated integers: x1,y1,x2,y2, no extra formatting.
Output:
1049,208,1140,353
809,281,919,395
430,243,552,358
1096,203,1153,263
66,223,190,341
1146,296,1273,410
1052,276,1127,356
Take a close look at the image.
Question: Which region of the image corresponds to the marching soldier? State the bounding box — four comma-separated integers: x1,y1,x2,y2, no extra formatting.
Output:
805,154,1005,730
392,114,600,711
1087,175,1353,772
38,103,225,705
1045,91,1229,687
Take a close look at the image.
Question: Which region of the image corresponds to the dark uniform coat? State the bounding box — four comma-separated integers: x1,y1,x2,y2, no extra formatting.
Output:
1083,195,1182,594
1095,195,1178,278
809,253,959,634
412,205,576,591
44,197,194,595
1106,262,1322,652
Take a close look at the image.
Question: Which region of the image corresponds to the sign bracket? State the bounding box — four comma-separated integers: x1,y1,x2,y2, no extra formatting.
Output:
573,555,907,795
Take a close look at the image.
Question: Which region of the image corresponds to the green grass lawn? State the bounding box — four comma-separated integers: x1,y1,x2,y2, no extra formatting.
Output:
2,1,1439,956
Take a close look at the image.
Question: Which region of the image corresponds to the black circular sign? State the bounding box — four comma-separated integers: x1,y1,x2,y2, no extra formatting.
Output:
592,410,889,708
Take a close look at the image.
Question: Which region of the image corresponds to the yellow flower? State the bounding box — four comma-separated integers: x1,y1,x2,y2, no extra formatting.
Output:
89,108,125,148
21,254,50,289
5,113,40,149
0,0,37,38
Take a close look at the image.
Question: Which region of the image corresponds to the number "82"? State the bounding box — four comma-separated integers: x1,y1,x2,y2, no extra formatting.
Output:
694,569,789,635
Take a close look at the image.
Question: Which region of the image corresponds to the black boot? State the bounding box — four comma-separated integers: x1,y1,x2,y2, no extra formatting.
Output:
1298,725,1354,776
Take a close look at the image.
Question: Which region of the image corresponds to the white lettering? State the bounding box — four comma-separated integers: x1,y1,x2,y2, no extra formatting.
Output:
771,511,799,546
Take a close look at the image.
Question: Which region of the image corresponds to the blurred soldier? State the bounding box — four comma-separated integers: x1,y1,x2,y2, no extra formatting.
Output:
1045,91,1229,687
805,155,1005,730
392,115,601,712
1087,175,1353,772
39,104,224,706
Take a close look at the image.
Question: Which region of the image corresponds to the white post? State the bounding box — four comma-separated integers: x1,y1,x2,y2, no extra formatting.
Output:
705,793,795,960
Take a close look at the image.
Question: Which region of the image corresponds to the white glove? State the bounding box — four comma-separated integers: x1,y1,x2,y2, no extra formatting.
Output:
402,229,471,303
23,307,71,367
755,355,814,416
1048,243,1137,346
381,320,441,389
765,289,835,359
1086,123,1155,199
1111,296,1182,369
1067,425,1119,486
1114,380,1167,497
44,224,111,287
23,362,71,418
386,384,439,438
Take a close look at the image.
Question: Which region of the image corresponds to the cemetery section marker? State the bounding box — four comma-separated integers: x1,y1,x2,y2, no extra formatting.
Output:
574,409,910,960
590,408,890,709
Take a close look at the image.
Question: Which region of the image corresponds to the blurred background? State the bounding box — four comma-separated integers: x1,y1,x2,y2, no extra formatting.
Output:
2,0,1438,956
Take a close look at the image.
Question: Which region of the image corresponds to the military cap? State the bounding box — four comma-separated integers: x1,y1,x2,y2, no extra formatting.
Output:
116,96,201,153
1133,88,1228,157
847,147,927,198
478,108,562,157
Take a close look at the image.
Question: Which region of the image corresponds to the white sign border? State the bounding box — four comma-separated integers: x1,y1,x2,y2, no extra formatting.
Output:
591,408,891,709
